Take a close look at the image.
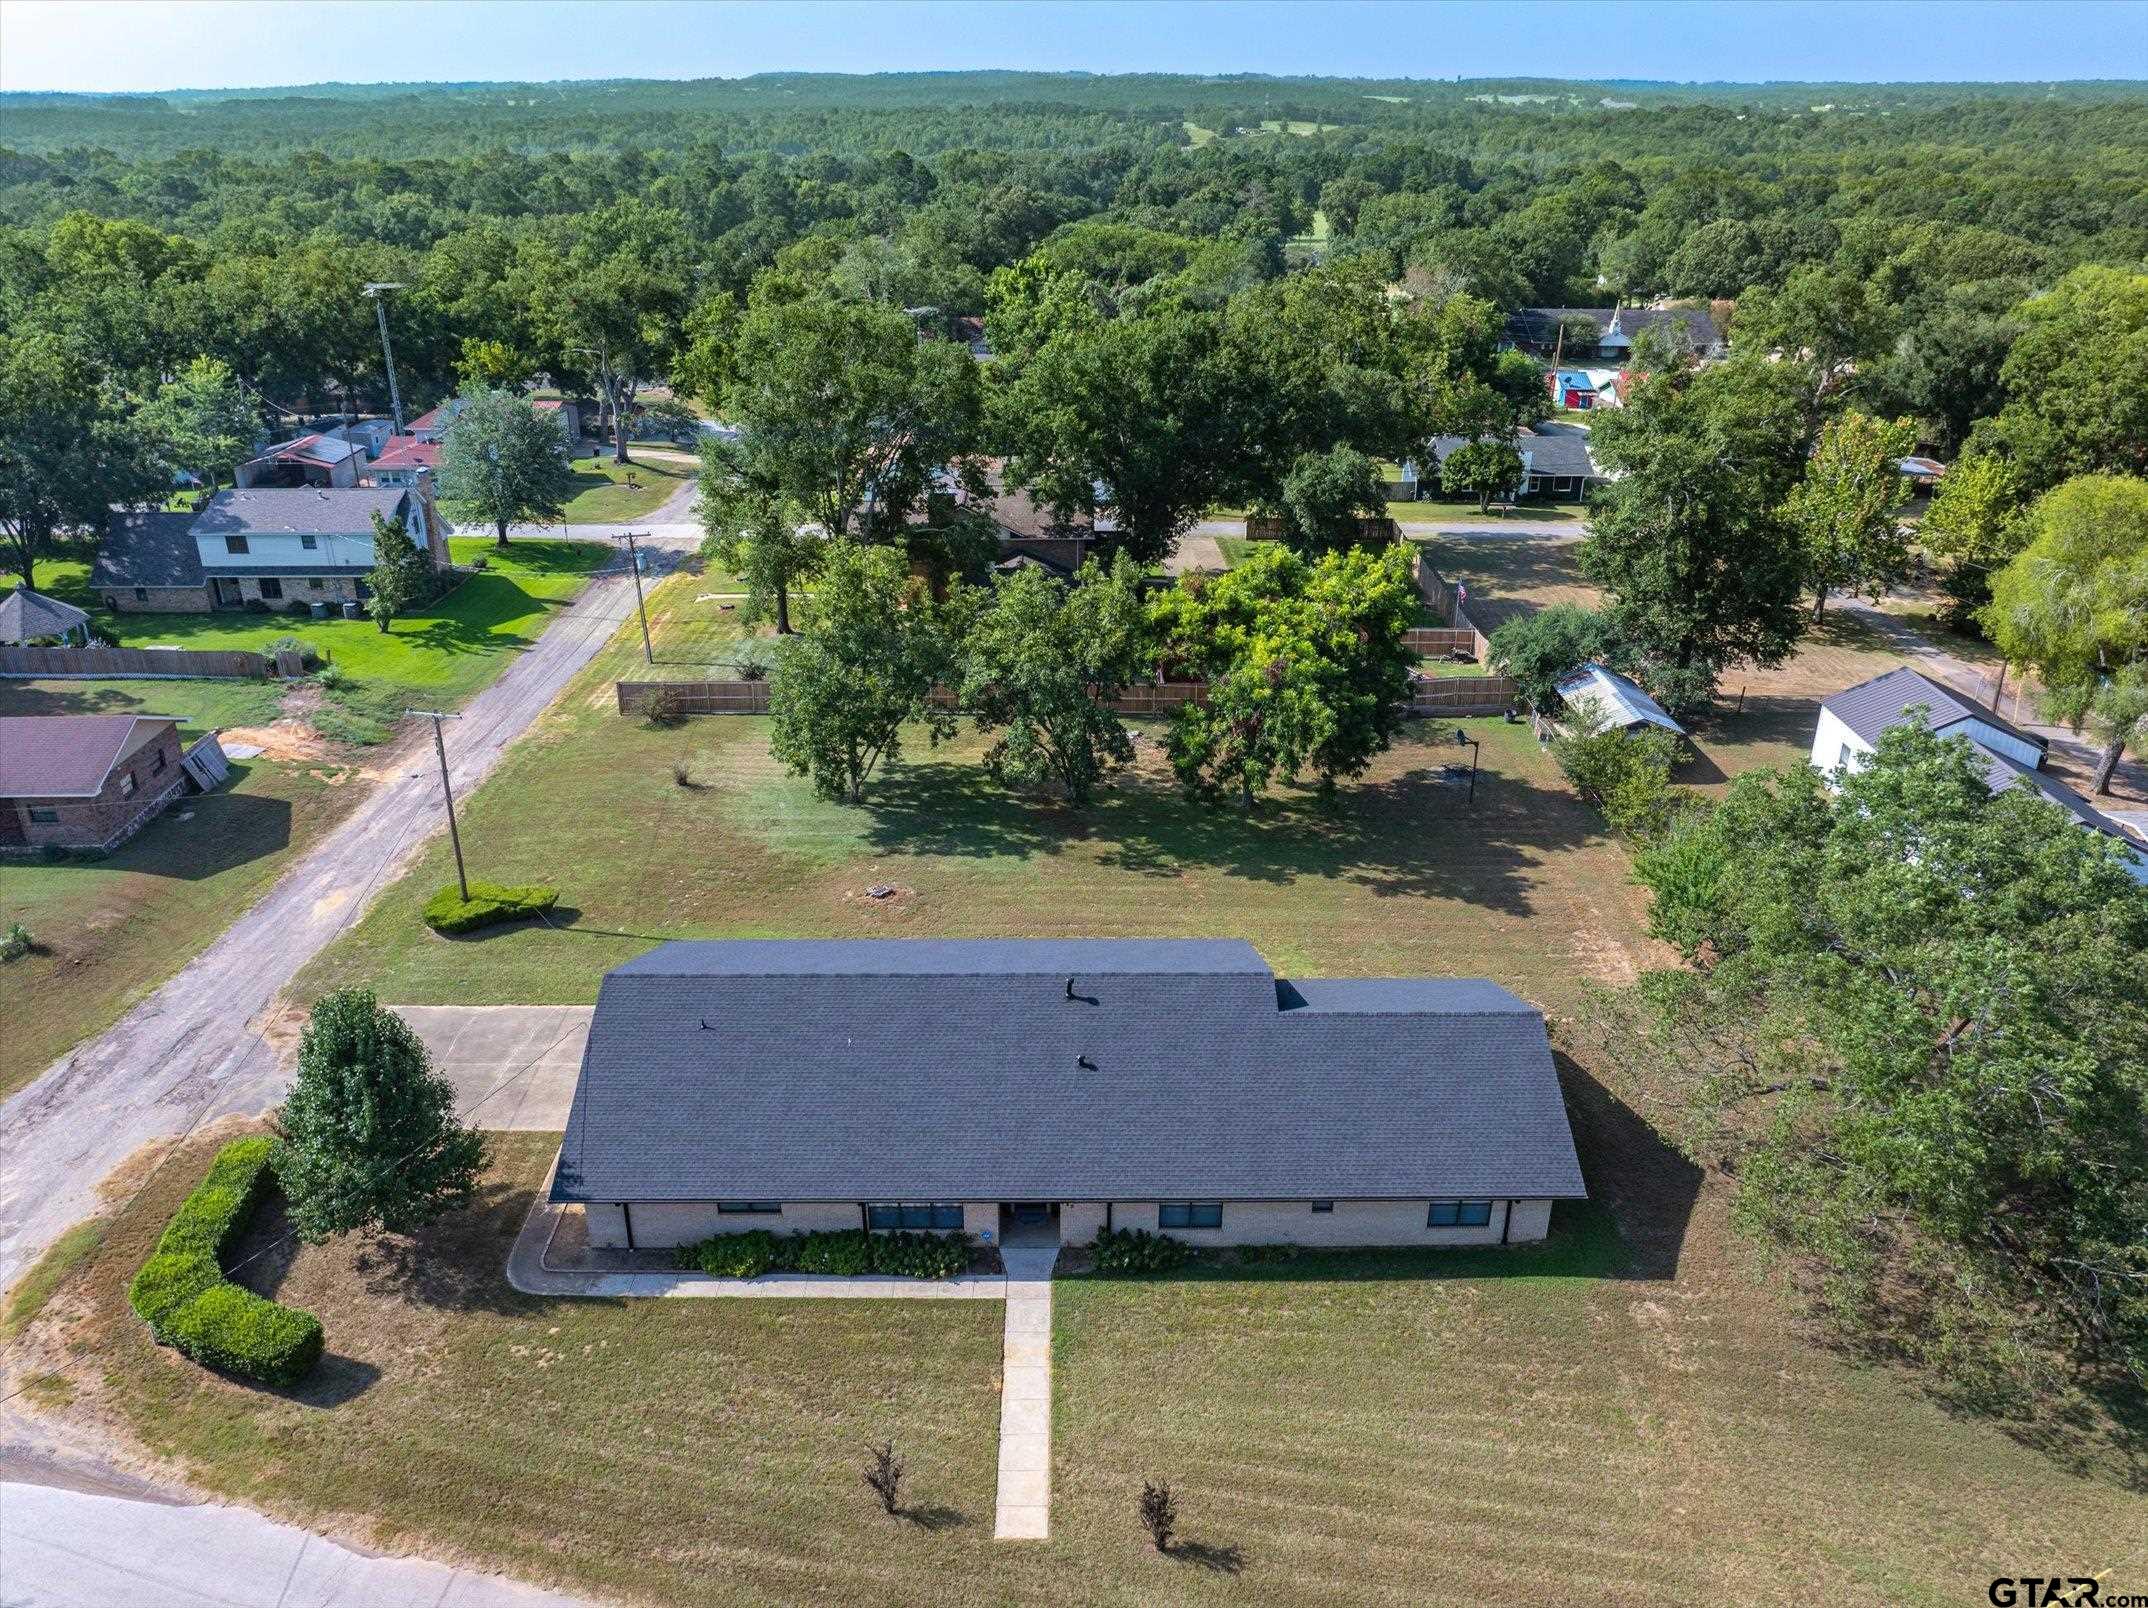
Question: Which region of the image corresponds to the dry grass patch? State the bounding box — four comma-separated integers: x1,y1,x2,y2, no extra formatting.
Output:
12,1131,1010,1605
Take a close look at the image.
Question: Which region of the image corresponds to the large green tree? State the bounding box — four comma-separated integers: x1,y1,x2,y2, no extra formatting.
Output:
1582,359,1812,710
960,553,1152,805
0,329,168,591
1967,266,2148,491
137,355,256,492
1782,411,1915,621
435,387,580,547
1915,452,2029,626
721,291,981,540
697,439,823,636
1621,724,2148,1394
1269,447,1387,555
272,988,487,1244
767,542,962,803
1983,474,2148,794
1149,541,1417,804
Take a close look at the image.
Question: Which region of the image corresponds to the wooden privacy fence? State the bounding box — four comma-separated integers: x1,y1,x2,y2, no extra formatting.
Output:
1414,558,1494,663
0,644,270,680
1403,626,1478,658
1244,515,1399,544
621,674,1515,719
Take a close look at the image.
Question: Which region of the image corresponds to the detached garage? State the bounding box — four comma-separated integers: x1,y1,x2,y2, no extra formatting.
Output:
552,938,1588,1251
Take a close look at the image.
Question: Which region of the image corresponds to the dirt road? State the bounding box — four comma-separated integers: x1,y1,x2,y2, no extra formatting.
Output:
0,547,686,1287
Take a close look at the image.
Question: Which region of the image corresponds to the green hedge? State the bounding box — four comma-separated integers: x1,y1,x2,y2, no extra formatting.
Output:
125,1138,324,1386
421,881,559,934
673,1226,970,1281
1092,1226,1190,1274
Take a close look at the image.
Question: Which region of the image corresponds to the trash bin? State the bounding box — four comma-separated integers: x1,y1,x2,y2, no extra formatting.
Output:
341,600,362,620
309,601,328,620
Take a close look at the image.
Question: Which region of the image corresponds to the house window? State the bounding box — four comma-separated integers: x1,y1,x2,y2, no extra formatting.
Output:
1310,1200,1334,1214
1159,1203,1223,1230
865,1203,962,1231
1428,1201,1494,1228
258,578,284,600
151,750,167,774
716,1201,781,1215
300,534,318,549
1836,743,1855,771
308,579,324,590
28,807,59,823
224,534,249,554
118,772,137,797
133,587,148,603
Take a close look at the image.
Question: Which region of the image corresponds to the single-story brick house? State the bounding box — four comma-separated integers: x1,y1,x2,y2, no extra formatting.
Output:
1814,666,2148,883
0,713,189,851
552,938,1588,1251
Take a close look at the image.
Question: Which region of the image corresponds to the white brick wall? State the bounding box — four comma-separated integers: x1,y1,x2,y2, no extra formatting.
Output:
961,1202,999,1241
1058,1202,1107,1246
588,1201,863,1249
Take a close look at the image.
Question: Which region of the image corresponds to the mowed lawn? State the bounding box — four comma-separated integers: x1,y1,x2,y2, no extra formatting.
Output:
0,678,368,1094
11,1131,1011,1607
559,453,694,523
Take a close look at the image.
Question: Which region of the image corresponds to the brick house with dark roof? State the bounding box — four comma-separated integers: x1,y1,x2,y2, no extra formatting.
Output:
0,714,189,851
554,938,1587,1252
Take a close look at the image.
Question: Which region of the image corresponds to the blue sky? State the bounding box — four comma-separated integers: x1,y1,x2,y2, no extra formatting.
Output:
2,0,2143,94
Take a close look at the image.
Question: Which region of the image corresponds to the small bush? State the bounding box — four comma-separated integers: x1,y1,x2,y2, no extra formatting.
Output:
872,1230,969,1280
1,922,31,962
125,1137,324,1386
1092,1226,1189,1274
642,686,685,726
421,881,559,934
794,1228,874,1276
316,662,351,690
675,1229,780,1278
1551,721,1684,840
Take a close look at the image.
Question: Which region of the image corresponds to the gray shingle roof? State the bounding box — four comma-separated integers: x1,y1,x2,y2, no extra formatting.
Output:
1429,423,1601,482
190,487,408,539
93,511,205,590
1821,666,2042,753
553,939,1587,1206
0,589,90,643
1506,305,1723,350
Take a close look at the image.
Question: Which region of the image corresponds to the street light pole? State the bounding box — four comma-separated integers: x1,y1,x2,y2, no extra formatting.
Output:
364,282,408,436
623,532,653,664
409,708,470,901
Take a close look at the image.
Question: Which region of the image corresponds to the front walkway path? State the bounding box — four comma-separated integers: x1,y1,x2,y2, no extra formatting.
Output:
993,1247,1059,1540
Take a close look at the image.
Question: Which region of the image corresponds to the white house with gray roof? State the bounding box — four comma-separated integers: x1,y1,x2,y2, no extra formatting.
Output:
1814,666,2148,882
552,938,1587,1252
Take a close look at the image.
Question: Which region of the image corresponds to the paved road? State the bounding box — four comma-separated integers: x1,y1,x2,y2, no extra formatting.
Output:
0,1481,589,1608
0,548,687,1289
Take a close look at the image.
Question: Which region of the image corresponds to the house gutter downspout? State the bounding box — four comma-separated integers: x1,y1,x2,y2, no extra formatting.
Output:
1500,1200,1512,1245
622,1203,636,1251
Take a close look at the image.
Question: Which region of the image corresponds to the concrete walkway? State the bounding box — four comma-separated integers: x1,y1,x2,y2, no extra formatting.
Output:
992,1246,1059,1540
0,1481,589,1608
395,1005,592,1130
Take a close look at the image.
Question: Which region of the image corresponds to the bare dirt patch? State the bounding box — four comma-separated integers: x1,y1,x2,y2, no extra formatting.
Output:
218,720,334,763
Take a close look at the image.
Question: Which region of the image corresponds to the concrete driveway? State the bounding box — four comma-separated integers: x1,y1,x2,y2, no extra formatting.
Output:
394,1006,592,1130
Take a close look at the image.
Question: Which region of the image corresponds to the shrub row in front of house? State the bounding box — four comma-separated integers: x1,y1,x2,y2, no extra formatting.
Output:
1090,1226,1192,1274
126,1137,324,1386
673,1227,970,1281
421,881,559,934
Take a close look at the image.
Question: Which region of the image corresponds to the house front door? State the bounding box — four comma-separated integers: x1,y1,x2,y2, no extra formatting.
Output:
213,578,243,608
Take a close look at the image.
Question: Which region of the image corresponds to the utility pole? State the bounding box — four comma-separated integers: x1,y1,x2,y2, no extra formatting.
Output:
409,709,469,901
623,531,653,664
364,282,408,436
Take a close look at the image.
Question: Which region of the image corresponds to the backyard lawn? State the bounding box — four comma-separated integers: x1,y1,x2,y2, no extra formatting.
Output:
559,453,694,523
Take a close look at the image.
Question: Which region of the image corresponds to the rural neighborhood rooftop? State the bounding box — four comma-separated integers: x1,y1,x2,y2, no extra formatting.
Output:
553,938,1587,1207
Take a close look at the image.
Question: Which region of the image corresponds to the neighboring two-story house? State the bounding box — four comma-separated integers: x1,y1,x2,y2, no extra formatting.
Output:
94,484,449,614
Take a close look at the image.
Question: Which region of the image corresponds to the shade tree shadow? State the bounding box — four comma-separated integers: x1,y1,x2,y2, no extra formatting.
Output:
1167,1539,1248,1574
351,1176,543,1318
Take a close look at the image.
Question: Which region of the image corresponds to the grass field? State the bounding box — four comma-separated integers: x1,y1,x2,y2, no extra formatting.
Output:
560,453,694,523
0,692,364,1092
11,1122,2140,1606
1389,499,1591,525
